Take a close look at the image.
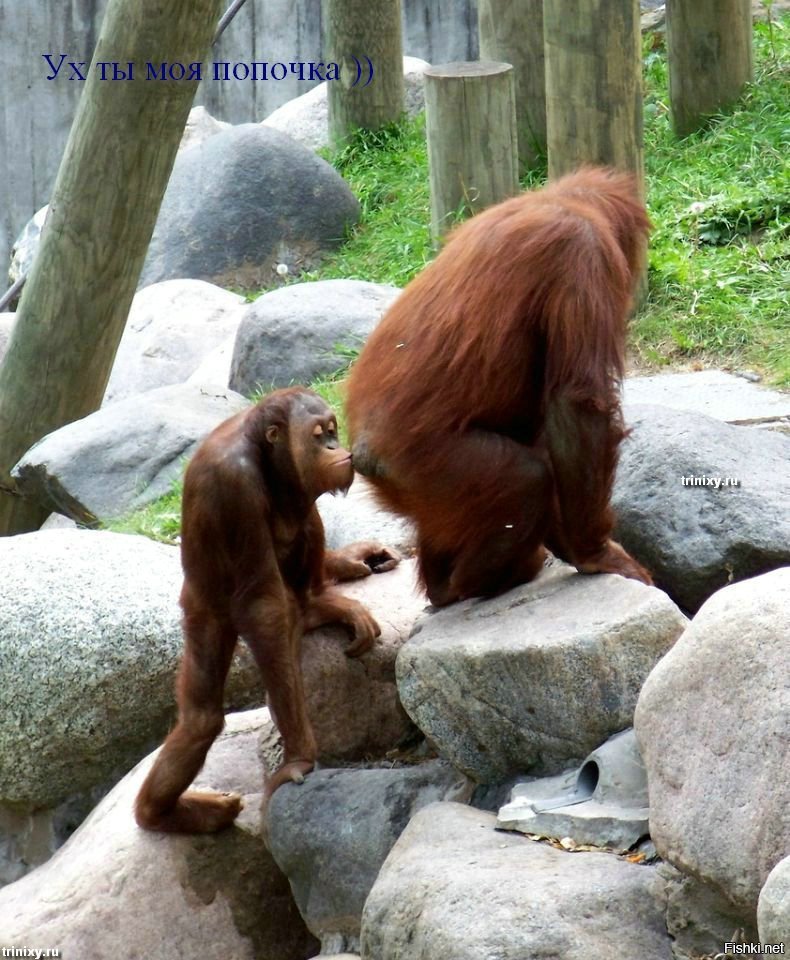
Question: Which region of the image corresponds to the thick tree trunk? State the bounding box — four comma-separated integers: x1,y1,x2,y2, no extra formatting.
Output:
0,0,223,535
424,61,519,240
667,0,753,137
478,0,546,170
324,0,405,146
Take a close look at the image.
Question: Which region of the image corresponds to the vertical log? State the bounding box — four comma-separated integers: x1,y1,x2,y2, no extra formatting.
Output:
667,0,753,137
0,0,223,535
424,61,519,240
478,0,546,170
544,0,643,186
324,0,405,147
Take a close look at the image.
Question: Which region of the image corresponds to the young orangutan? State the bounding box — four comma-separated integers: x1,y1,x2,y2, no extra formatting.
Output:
135,387,398,833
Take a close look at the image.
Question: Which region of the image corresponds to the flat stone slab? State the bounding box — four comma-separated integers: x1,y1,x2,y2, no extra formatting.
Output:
624,371,790,425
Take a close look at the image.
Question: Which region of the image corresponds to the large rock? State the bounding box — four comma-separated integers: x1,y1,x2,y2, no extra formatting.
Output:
180,104,231,151
0,710,318,959
267,761,473,952
758,856,790,948
0,530,261,814
229,280,400,395
361,802,672,959
139,124,360,289
614,404,790,612
12,383,250,523
635,568,790,912
657,863,758,960
397,563,687,782
300,559,422,763
262,57,430,152
103,280,245,404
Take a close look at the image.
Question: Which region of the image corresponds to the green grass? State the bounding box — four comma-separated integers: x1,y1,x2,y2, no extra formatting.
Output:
111,15,789,539
639,17,790,382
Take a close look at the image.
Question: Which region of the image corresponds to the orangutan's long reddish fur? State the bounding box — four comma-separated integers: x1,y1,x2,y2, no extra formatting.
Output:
346,167,652,606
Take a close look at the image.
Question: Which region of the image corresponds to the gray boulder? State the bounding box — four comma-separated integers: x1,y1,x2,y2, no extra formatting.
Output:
635,567,790,912
103,279,245,404
614,404,790,612
361,802,672,959
267,761,473,952
397,562,687,782
12,383,249,523
299,559,422,764
657,863,758,960
0,530,261,815
229,279,400,394
139,124,360,289
179,104,230,152
0,709,318,959
262,57,430,152
759,856,790,948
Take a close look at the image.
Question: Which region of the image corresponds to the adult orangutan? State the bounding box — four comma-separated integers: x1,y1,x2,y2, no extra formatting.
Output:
135,387,398,833
346,167,652,607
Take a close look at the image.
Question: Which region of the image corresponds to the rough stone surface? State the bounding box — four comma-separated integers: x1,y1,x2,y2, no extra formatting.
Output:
180,104,231,151
12,383,250,523
318,477,414,557
361,802,672,959
0,710,318,959
398,562,687,782
139,124,359,290
614,404,790,612
103,279,245,404
300,559,423,763
186,334,237,391
262,57,430,151
758,856,790,948
635,568,790,912
624,370,790,425
229,280,400,395
657,863,758,960
267,761,473,951
0,530,262,814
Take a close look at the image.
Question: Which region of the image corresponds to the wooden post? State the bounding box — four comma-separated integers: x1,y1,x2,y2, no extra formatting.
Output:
666,0,753,137
544,0,643,185
0,0,223,535
424,61,519,240
324,0,405,147
478,0,546,170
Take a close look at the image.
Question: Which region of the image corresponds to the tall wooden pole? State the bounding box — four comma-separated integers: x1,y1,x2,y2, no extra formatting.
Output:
0,0,223,535
424,61,519,241
324,0,405,147
478,0,546,171
666,0,753,137
544,0,643,186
